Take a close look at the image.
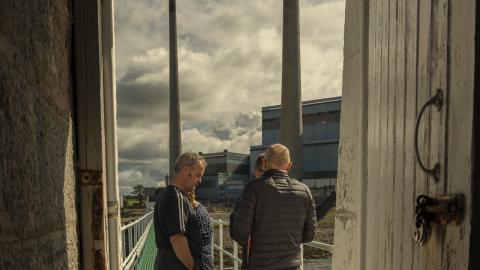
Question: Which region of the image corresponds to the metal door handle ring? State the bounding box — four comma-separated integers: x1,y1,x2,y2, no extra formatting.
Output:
414,89,443,181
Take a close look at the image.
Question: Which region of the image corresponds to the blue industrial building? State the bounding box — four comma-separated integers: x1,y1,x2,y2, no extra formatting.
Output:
195,97,341,202
250,97,341,189
196,150,250,202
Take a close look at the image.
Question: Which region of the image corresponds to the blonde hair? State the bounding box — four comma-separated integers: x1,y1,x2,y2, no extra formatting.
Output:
174,152,207,175
264,144,291,169
186,190,196,203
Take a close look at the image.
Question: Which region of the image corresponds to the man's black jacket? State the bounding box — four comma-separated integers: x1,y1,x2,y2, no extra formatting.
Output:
230,170,317,270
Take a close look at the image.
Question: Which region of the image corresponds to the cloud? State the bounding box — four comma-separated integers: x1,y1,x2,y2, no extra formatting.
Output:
119,169,166,195
114,0,345,193
182,127,262,155
119,141,166,160
235,111,262,130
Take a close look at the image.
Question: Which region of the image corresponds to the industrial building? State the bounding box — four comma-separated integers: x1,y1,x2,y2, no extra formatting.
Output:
250,97,341,189
193,97,341,202
196,150,250,202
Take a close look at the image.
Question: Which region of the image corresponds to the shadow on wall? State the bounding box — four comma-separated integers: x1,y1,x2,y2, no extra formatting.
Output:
0,0,79,269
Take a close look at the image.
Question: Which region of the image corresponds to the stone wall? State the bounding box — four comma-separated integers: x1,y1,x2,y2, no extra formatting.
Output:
0,0,79,269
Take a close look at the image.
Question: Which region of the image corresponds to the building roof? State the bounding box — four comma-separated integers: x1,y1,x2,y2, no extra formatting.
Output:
262,96,342,112
250,145,268,151
200,149,249,159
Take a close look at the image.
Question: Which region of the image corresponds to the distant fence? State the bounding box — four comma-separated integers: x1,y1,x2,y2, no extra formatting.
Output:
121,211,154,270
212,219,333,270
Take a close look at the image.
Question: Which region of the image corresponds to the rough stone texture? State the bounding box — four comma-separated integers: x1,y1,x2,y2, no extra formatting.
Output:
0,0,79,269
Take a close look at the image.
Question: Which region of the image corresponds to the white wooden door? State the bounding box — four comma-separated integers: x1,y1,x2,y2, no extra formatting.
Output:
333,0,478,269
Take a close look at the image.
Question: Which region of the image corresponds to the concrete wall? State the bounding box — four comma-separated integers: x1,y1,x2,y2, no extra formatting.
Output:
0,0,79,269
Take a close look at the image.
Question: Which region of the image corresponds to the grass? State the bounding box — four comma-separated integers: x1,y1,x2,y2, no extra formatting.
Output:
318,208,336,228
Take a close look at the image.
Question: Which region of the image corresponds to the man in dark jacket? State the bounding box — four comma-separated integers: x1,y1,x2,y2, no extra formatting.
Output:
231,144,317,270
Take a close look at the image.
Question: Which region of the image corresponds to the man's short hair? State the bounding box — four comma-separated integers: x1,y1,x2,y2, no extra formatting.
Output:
264,144,290,169
174,152,207,174
255,154,265,171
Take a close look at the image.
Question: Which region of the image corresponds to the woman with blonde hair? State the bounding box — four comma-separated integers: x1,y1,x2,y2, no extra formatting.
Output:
186,189,213,270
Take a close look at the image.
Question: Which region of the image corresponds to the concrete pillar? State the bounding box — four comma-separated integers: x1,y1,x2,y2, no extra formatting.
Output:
169,0,181,180
280,0,303,179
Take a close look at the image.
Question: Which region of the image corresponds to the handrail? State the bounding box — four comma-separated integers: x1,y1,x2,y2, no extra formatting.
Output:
212,243,242,263
211,219,333,270
213,219,229,225
121,211,153,231
304,241,334,253
121,211,154,270
212,219,237,270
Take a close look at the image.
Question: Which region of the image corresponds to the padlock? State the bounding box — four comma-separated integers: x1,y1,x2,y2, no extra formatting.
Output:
412,194,463,245
413,213,430,245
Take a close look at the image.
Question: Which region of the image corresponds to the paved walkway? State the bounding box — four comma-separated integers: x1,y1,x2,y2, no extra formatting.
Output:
136,226,156,270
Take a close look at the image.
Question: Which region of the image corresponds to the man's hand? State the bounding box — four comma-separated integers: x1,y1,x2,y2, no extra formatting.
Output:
170,234,194,270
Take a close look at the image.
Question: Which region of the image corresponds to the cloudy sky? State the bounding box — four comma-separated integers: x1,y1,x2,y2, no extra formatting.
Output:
114,0,345,194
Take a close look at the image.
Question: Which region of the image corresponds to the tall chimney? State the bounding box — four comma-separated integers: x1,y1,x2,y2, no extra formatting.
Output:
280,0,303,179
169,0,181,182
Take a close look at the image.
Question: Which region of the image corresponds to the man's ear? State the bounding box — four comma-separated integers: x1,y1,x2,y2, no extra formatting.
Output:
286,162,293,172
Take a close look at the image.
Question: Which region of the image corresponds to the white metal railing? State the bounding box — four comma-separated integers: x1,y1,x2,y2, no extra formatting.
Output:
212,219,333,270
304,240,334,253
121,211,154,270
212,219,242,270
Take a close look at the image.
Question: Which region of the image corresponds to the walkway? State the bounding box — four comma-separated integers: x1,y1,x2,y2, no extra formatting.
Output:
136,226,156,269
135,219,333,270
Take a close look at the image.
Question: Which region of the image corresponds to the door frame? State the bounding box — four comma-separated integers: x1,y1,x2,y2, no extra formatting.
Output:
470,2,480,269
333,1,478,270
